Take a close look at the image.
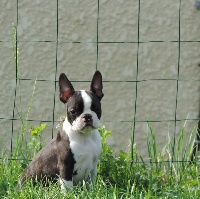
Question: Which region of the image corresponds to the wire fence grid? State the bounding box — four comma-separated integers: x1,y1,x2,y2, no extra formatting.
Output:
0,0,199,162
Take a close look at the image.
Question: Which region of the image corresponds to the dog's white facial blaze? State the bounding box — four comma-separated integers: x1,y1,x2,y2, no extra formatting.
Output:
81,90,92,112
71,90,100,133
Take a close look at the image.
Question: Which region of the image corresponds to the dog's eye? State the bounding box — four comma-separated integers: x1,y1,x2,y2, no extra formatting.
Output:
70,109,76,115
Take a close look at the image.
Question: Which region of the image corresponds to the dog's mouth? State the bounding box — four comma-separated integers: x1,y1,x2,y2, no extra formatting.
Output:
84,121,93,127
80,125,95,134
84,122,95,129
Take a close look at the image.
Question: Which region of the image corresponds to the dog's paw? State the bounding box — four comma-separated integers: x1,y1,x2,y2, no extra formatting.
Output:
59,178,73,193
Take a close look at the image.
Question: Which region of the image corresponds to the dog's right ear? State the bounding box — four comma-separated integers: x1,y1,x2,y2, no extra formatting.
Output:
90,70,104,101
59,73,75,104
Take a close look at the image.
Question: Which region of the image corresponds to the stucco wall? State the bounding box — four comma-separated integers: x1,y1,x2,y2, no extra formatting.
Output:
0,0,199,158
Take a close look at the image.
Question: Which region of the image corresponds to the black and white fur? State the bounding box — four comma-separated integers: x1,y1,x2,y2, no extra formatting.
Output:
18,71,104,191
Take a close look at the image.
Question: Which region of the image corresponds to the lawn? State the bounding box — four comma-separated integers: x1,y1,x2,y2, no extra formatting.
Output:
1,124,200,199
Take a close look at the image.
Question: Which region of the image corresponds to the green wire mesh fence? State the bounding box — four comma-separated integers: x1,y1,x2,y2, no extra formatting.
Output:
0,0,199,161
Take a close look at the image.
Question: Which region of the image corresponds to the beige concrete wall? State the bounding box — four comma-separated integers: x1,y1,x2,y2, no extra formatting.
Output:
0,0,199,158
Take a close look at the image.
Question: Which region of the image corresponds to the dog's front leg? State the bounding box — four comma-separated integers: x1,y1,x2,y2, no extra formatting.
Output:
91,160,98,182
59,163,74,192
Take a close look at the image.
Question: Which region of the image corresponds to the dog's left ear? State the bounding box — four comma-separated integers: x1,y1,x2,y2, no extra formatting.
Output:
59,73,75,104
90,70,104,101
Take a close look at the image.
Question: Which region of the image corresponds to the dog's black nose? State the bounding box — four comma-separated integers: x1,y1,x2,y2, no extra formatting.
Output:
84,114,92,122
83,114,93,127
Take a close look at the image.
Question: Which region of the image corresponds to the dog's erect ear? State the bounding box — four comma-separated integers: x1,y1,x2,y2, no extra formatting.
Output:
90,70,104,101
59,73,75,104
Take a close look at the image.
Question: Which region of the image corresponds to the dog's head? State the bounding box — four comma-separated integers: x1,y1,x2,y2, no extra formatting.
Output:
59,71,104,133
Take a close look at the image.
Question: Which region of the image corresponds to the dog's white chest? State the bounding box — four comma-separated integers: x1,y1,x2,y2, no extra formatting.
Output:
68,129,102,184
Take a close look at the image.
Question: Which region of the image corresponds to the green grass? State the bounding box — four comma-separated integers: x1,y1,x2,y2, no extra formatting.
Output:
1,124,200,199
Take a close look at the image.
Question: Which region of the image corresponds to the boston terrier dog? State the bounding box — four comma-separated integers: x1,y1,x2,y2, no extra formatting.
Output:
18,70,104,190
